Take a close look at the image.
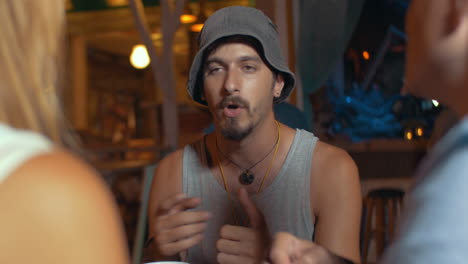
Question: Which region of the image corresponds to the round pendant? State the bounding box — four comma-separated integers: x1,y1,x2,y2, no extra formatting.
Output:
239,171,255,185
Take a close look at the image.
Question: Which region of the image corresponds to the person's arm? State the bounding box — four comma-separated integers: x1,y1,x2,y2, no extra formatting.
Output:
0,151,129,264
381,148,468,264
147,150,211,261
310,142,362,263
270,232,354,264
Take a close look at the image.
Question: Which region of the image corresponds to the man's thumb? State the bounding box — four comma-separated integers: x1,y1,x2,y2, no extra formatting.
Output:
238,187,263,228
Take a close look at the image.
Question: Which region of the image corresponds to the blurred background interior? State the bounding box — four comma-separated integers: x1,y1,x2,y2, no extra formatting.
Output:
63,0,451,262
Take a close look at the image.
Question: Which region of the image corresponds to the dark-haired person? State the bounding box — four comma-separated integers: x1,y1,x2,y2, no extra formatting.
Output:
270,0,468,263
146,6,361,264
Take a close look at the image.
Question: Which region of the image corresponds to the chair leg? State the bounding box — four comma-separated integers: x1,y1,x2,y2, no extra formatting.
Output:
398,196,404,217
362,198,374,264
375,198,385,258
387,198,395,243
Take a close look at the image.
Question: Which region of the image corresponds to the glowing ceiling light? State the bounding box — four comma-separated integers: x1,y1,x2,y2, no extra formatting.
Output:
363,51,370,60
180,14,197,24
432,99,439,107
190,23,204,32
130,44,150,70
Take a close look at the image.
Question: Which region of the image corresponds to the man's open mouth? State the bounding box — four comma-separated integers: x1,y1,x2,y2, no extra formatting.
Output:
223,102,243,117
226,103,240,110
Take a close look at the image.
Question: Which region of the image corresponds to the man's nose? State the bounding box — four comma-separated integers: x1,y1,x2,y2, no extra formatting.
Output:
223,69,241,95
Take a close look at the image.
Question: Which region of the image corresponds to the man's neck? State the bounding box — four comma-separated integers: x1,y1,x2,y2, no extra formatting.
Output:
215,117,279,167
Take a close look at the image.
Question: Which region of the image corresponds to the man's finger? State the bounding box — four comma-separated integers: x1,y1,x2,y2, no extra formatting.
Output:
219,224,255,241
158,210,212,230
167,197,202,215
270,232,296,264
216,238,243,255
158,193,187,213
238,187,263,228
157,222,208,244
270,232,321,264
158,194,202,216
217,238,260,258
159,233,204,256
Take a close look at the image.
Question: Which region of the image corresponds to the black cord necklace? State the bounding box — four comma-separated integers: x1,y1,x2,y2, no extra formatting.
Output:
215,125,280,185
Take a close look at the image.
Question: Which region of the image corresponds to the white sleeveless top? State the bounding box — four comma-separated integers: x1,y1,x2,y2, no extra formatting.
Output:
0,124,53,184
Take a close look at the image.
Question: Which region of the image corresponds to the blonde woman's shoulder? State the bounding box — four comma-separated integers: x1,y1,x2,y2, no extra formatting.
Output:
0,150,130,264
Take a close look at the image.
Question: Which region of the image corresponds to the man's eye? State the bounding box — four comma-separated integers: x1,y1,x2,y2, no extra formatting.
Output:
208,67,222,74
243,65,256,72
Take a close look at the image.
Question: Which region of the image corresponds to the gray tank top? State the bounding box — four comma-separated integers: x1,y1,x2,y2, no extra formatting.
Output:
182,129,318,263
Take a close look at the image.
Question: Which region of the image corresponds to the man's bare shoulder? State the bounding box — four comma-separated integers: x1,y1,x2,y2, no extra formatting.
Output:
312,141,359,184
310,141,362,263
155,139,205,178
314,141,356,170
151,147,188,198
155,148,184,177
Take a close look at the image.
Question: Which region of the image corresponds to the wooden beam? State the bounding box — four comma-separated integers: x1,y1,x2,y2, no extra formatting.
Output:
67,7,161,35
66,0,251,35
69,35,89,130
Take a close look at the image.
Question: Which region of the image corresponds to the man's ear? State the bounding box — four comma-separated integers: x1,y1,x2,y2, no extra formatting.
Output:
273,74,285,98
440,0,468,59
450,0,468,32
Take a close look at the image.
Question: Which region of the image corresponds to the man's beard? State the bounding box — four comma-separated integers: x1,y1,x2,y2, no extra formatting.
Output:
220,117,254,141
217,95,255,141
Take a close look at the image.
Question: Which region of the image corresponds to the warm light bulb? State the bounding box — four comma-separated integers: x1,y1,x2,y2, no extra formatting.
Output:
191,23,204,32
416,127,424,137
432,99,439,107
405,131,413,140
180,14,197,24
363,51,370,60
130,45,150,70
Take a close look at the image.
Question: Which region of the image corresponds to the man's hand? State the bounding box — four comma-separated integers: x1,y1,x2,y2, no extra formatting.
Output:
270,232,352,264
216,188,270,264
151,193,212,260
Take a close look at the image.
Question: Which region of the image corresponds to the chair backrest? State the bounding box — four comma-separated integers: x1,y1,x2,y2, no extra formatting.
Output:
274,102,311,131
132,163,157,264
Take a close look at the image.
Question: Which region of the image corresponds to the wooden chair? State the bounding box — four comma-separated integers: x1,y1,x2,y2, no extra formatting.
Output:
361,188,404,264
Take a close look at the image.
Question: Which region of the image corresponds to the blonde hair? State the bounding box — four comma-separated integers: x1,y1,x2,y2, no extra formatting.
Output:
0,0,76,148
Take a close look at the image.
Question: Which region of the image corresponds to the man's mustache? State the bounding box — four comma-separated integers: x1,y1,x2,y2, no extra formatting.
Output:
217,96,250,109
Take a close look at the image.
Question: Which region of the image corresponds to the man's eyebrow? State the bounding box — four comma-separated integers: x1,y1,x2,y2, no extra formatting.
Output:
238,55,262,63
205,55,262,67
205,57,226,67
